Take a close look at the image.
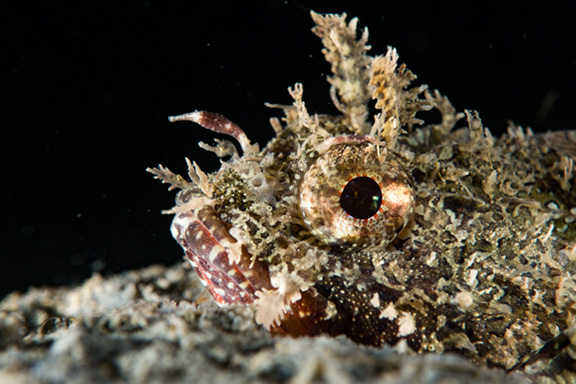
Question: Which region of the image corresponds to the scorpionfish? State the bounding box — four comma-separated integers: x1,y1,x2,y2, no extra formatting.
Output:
149,12,576,382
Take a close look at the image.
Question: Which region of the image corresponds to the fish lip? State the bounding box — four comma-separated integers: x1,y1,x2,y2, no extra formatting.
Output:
171,207,273,305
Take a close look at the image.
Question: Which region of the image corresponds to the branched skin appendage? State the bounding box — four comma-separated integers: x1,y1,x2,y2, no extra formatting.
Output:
148,11,576,382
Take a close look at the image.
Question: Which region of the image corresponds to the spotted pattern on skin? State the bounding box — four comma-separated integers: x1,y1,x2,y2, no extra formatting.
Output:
149,11,576,382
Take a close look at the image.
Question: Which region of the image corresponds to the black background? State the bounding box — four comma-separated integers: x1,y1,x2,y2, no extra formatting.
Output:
2,1,575,299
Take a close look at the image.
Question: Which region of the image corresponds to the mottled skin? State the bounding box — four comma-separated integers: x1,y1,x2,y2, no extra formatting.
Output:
149,12,576,382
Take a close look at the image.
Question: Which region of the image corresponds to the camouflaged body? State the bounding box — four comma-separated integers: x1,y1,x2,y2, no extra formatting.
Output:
150,12,576,382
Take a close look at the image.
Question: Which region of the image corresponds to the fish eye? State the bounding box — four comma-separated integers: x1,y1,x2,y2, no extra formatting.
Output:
340,176,383,219
299,141,415,249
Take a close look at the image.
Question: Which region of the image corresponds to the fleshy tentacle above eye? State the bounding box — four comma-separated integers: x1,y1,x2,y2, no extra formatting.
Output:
310,12,432,149
369,49,432,149
310,11,373,134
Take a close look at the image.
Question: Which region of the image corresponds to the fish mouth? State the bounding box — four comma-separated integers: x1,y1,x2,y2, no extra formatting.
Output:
170,202,352,339
170,206,273,305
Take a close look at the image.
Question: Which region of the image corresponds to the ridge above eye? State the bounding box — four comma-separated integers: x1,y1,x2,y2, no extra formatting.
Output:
299,141,415,249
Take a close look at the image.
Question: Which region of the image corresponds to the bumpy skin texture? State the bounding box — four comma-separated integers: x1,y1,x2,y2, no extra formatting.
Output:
149,12,576,382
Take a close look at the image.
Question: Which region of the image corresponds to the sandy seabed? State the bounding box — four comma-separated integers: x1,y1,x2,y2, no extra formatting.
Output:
0,263,526,383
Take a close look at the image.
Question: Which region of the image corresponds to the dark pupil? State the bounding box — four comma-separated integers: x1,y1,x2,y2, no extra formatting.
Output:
340,177,382,219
